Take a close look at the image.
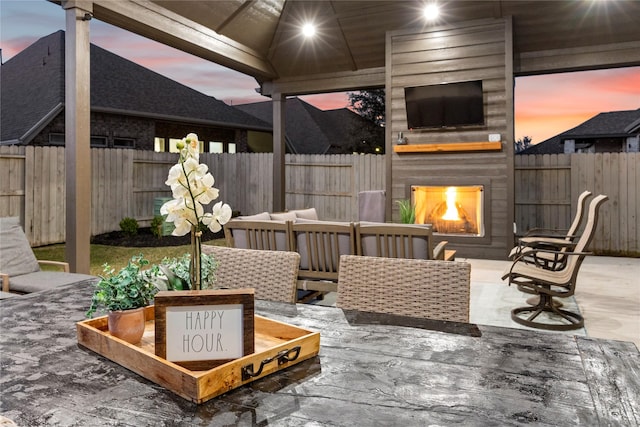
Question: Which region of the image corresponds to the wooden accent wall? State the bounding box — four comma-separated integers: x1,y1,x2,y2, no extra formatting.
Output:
386,17,514,259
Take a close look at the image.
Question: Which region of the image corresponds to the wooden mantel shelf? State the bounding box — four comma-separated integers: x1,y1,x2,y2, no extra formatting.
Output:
393,141,502,153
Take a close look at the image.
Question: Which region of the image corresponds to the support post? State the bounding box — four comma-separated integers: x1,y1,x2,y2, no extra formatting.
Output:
272,94,286,212
63,1,92,273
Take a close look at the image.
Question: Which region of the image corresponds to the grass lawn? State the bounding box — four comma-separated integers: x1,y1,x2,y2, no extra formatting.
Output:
32,239,227,276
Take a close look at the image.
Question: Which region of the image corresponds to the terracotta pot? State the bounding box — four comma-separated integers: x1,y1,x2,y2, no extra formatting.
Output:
108,307,146,344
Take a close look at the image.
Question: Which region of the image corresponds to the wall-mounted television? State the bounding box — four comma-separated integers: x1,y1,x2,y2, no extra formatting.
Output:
404,80,484,129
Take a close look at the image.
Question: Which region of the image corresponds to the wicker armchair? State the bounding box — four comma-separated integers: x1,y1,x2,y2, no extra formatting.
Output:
202,245,300,303
336,255,471,323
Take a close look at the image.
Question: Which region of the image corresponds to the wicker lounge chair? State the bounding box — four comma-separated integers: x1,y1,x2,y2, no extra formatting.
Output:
336,255,471,323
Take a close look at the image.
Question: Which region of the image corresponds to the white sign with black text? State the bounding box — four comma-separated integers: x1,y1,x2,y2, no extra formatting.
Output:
165,304,244,362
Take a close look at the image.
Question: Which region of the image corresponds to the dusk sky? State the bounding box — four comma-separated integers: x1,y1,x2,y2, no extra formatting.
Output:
2,0,638,145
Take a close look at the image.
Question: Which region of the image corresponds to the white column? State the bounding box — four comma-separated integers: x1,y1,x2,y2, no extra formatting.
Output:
63,1,92,273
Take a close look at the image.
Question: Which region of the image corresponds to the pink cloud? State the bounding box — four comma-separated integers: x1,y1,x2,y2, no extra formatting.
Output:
515,66,640,143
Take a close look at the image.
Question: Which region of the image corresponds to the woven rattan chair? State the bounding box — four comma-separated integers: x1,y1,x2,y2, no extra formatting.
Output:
202,245,300,303
223,219,292,251
502,194,608,331
355,222,450,260
336,255,471,323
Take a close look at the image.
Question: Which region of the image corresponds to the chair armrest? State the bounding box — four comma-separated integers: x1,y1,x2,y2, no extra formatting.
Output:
0,272,9,292
432,241,448,260
511,247,592,265
38,260,70,272
518,238,577,250
523,227,569,238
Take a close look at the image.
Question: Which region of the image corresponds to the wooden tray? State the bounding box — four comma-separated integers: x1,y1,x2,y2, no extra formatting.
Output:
76,306,320,403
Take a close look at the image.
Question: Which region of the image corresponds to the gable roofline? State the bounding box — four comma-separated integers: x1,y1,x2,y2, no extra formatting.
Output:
91,106,272,132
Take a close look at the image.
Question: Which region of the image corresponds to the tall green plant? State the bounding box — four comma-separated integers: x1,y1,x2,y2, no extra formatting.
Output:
396,199,416,224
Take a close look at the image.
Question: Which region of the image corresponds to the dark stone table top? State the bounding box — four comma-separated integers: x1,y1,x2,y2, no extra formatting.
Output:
1,283,639,426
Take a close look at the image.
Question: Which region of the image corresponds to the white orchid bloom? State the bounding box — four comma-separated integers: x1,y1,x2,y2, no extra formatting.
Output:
171,216,194,236
161,199,195,236
163,133,231,240
212,201,232,225
184,133,200,161
201,202,231,232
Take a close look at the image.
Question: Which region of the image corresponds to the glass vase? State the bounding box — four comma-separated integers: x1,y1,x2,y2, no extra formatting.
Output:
190,225,202,290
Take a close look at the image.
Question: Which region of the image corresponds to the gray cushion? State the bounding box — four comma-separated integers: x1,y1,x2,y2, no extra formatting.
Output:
9,272,97,294
0,217,20,231
290,208,318,220
270,211,297,221
237,212,271,220
0,225,40,276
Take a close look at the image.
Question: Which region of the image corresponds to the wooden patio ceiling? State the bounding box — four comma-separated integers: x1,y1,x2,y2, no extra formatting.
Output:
87,0,640,90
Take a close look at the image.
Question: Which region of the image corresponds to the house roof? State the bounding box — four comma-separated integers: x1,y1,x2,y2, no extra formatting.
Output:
236,97,382,154
519,109,640,154
1,30,271,144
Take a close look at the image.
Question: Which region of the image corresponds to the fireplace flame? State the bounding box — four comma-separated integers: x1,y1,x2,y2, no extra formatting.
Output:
442,187,461,221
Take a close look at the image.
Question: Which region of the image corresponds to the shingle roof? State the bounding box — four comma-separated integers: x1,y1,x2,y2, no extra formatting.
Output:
236,97,383,154
519,109,640,155
1,31,270,144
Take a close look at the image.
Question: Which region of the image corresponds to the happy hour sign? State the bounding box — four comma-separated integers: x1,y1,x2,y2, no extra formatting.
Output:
165,304,243,361
154,289,255,370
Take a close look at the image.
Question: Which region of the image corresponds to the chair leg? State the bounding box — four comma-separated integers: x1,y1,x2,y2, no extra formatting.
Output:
511,293,583,331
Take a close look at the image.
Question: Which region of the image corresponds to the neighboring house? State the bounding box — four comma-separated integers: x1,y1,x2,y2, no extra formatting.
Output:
520,109,640,155
236,97,384,154
1,31,272,152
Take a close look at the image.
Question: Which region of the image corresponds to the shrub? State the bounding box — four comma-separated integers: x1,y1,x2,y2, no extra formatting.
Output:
119,217,139,236
150,215,164,238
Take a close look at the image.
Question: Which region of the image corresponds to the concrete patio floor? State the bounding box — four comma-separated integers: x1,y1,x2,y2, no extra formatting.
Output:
316,256,639,349
465,256,640,349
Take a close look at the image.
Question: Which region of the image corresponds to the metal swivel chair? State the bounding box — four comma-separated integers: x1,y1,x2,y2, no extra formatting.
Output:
502,194,608,331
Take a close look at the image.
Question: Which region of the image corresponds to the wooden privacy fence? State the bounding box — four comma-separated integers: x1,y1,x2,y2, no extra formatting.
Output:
514,153,639,256
0,146,385,246
1,147,638,255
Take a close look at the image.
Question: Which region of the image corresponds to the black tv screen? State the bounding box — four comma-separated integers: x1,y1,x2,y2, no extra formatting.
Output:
404,80,484,129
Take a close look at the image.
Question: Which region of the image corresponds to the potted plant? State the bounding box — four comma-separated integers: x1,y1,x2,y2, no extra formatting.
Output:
86,254,160,344
397,199,416,224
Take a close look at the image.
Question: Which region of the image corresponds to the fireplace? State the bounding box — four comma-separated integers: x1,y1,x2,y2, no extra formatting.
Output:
411,185,484,237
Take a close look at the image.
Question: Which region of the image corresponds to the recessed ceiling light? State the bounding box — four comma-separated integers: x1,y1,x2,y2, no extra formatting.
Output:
423,3,440,20
302,23,316,38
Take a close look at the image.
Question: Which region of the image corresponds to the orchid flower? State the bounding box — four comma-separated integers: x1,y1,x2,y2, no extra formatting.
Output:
160,133,231,237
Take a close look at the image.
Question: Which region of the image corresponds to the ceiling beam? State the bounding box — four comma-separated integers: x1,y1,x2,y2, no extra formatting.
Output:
92,0,277,79
261,66,385,96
